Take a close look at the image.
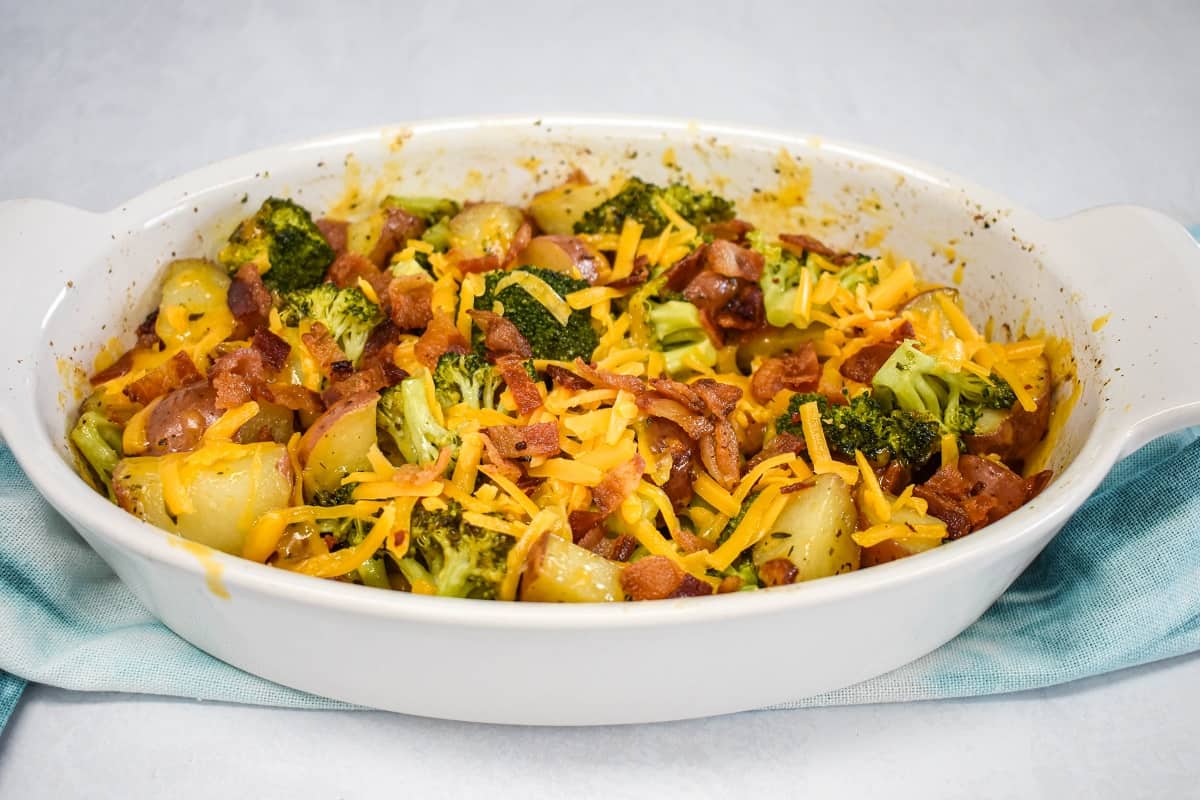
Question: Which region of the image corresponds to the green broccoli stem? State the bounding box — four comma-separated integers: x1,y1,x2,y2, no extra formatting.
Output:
70,411,124,497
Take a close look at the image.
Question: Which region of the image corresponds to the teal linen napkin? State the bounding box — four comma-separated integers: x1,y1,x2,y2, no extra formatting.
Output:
1,229,1199,724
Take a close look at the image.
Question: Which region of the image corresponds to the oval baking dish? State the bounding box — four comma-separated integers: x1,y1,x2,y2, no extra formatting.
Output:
1,116,1198,725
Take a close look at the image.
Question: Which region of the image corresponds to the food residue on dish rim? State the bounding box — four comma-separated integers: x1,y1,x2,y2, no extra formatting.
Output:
1091,313,1112,332
167,535,231,600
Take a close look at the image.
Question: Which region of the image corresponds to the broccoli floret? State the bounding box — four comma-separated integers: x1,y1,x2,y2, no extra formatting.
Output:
573,178,734,236
279,283,383,365
404,500,514,599
377,374,460,465
713,554,761,591
432,352,504,410
311,484,356,507
645,299,718,376
871,341,1017,437
382,195,460,252
306,491,390,588
749,231,822,328
219,197,334,292
70,410,123,497
474,266,598,362
777,391,940,467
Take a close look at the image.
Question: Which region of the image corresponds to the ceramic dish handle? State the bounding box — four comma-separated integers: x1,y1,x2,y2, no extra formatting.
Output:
0,199,107,436
1056,205,1200,457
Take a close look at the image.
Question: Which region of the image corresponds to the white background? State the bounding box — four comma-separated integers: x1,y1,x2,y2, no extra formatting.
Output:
2,1,1199,797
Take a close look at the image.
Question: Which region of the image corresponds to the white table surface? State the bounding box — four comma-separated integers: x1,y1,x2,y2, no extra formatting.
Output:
2,1,1198,796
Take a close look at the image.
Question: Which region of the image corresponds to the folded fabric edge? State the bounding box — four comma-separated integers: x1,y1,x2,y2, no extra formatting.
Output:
0,672,26,733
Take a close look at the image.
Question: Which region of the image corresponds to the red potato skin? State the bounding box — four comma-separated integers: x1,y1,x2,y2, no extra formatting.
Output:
295,390,378,467
145,383,223,455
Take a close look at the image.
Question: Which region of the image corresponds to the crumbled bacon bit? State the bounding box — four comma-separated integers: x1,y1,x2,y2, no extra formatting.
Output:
702,218,755,244
226,263,273,334
573,359,648,396
263,383,324,415
750,345,820,403
621,556,685,601
250,328,291,371
478,431,522,482
359,320,403,373
414,314,469,369
369,207,426,267
705,239,764,281
495,354,542,415
778,232,857,265
90,348,140,386
209,347,267,410
135,311,162,349
386,276,434,331
670,527,714,554
481,422,560,459
301,322,349,376
321,363,399,407
123,351,203,405
839,342,901,384
315,218,348,254
545,364,593,391
326,252,390,297
469,309,533,360
745,433,806,474
569,510,606,544
592,454,645,516
758,558,799,587
915,455,1053,539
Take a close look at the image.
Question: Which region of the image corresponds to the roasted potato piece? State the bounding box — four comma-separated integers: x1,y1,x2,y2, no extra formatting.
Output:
447,202,526,263
527,180,610,235
519,532,624,602
753,473,859,582
113,442,293,554
516,235,607,283
154,259,234,348
296,392,379,498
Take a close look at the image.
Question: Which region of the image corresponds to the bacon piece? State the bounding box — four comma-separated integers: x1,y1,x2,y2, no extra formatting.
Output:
263,383,324,415
250,329,291,371
481,422,560,459
545,364,592,391
705,239,764,281
714,282,764,331
650,377,706,414
682,270,739,319
391,446,453,489
227,263,272,333
642,418,697,510
635,395,713,441
717,575,744,593
621,556,712,601
210,347,268,410
573,359,648,396
321,363,400,407
592,454,645,516
495,355,542,415
839,342,901,384
135,311,162,349
759,558,799,587
91,348,140,386
664,246,707,293
414,314,469,369
469,310,533,360
702,218,754,244
750,345,820,403
595,535,637,562
744,432,805,474
359,320,402,372
875,461,910,495
145,383,222,455
369,207,426,267
326,252,391,297
301,322,348,377
779,232,857,265
315,218,349,254
455,254,502,275
386,276,434,331
700,418,742,491
124,351,203,405
915,455,1052,539
606,256,651,290
692,378,743,418
478,431,522,482
569,510,606,544
671,527,714,554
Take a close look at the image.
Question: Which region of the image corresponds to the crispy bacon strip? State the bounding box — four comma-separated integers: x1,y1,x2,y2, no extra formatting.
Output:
744,433,805,474
263,383,324,415
664,246,707,293
91,348,140,386
573,359,648,396
750,345,820,403
692,378,743,418
495,355,542,415
227,263,272,333
779,232,857,265
136,311,162,349
321,363,403,407
481,422,560,459
569,510,606,544
469,309,533,360
545,364,593,391
124,351,203,405
839,342,900,384
386,276,434,331
702,218,754,244
915,455,1053,539
478,431,522,482
700,418,742,491
414,314,469,369
593,454,645,516
635,395,713,441
642,418,697,510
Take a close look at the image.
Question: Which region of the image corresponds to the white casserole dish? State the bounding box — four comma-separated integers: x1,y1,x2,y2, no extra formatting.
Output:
1,116,1198,725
